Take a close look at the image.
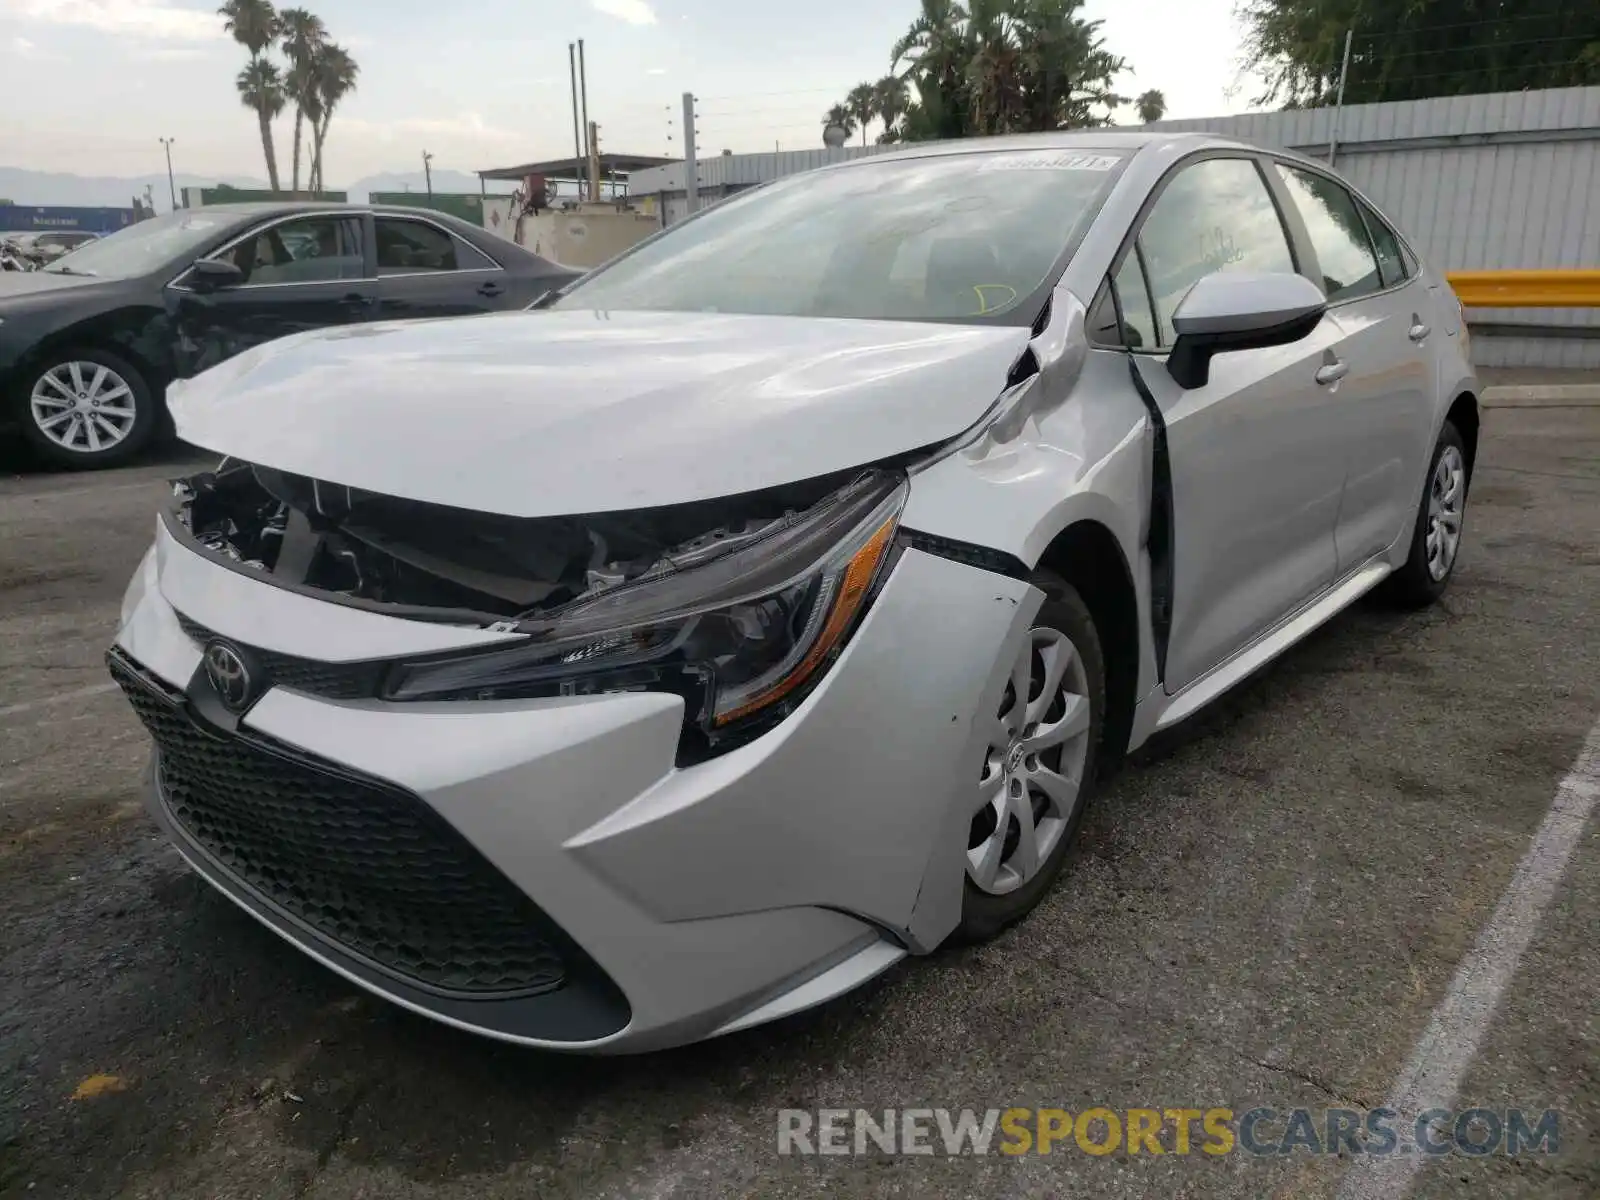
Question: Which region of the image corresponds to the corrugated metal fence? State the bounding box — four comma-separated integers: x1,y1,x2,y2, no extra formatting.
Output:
630,86,1600,370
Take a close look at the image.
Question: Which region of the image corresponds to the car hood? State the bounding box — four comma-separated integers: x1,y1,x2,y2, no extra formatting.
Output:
0,270,108,301
170,308,1032,517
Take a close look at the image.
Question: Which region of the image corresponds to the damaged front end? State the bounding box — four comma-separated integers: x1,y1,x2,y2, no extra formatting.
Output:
168,459,908,760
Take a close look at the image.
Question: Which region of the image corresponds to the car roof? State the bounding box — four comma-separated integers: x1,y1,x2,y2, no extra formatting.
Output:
190,201,476,223
830,129,1260,169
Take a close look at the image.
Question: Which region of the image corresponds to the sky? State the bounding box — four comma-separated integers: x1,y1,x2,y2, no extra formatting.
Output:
0,0,1268,186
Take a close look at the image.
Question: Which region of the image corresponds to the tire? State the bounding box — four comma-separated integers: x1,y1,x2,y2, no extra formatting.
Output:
957,571,1106,943
1381,420,1470,609
14,346,159,470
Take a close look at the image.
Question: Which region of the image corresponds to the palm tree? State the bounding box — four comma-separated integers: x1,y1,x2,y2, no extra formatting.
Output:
845,82,878,146
278,7,326,195
219,0,282,187
1015,0,1126,130
891,0,972,141
308,42,358,193
873,75,909,142
965,0,1025,135
823,102,855,143
218,0,277,60
236,59,287,191
1135,88,1167,123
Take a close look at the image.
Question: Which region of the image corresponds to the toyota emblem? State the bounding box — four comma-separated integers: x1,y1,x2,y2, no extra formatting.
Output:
203,640,254,713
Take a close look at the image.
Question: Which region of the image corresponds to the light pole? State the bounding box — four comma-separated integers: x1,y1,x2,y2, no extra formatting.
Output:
158,137,177,210
422,150,434,198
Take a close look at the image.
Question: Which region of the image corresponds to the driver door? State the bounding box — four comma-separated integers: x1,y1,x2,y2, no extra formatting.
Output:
1115,156,1348,693
167,213,375,378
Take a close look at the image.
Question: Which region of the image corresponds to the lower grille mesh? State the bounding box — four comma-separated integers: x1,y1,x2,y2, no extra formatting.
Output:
110,652,570,997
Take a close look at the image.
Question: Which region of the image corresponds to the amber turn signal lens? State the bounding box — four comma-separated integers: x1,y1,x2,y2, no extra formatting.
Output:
713,515,897,725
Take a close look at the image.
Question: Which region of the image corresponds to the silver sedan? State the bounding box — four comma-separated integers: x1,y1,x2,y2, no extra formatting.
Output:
110,131,1477,1052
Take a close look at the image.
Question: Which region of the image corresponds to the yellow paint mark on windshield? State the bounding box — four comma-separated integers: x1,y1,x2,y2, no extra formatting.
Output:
973,284,1019,315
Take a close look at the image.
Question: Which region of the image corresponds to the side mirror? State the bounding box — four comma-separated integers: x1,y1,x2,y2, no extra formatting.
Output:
1166,271,1326,389
187,258,246,293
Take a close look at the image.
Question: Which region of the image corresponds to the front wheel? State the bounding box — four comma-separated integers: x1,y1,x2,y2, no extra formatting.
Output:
15,347,158,470
1382,420,1470,608
957,572,1105,943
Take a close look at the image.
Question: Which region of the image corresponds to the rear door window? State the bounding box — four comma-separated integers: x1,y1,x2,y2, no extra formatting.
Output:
1275,164,1383,302
375,218,498,274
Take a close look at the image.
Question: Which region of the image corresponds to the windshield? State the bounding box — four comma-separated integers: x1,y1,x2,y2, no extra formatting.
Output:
553,148,1128,324
44,211,232,278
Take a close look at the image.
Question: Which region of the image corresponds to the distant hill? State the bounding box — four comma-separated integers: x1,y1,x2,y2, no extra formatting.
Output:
348,168,515,199
0,165,515,209
0,167,267,209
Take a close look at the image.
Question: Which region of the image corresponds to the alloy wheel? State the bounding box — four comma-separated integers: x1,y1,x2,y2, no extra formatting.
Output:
29,361,138,455
1425,443,1466,581
967,625,1094,896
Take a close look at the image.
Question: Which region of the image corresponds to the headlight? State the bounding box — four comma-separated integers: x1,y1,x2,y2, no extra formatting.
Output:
385,471,907,757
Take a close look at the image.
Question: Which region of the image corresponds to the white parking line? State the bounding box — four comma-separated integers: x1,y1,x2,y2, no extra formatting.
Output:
0,682,119,720
1336,715,1600,1200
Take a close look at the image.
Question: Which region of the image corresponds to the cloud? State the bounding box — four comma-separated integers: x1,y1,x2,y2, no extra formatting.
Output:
336,112,524,145
12,35,38,54
645,67,666,75
591,0,657,26
11,0,220,41
130,44,212,60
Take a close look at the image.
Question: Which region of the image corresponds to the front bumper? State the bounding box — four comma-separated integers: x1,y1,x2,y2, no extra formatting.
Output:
113,516,1037,1052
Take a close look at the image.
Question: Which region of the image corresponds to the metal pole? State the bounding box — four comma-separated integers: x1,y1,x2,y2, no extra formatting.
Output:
422,150,434,197
568,43,582,200
681,92,699,219
1328,29,1353,166
577,39,591,173
588,120,601,203
160,137,177,209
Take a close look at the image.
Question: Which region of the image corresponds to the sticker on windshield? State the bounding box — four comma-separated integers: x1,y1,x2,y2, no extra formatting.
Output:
980,152,1121,172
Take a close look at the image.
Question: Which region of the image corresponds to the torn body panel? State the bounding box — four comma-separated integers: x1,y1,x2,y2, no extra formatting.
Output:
899,293,1161,728
173,459,862,621
169,461,913,765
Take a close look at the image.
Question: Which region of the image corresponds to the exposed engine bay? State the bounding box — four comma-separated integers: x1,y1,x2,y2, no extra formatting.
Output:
170,458,868,625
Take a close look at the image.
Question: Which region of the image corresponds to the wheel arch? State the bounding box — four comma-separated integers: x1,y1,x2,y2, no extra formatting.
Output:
1446,390,1480,478
1034,517,1142,775
9,305,173,402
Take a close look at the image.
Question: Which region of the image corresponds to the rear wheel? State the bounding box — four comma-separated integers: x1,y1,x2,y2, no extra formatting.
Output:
16,347,158,470
1382,420,1469,608
957,572,1104,943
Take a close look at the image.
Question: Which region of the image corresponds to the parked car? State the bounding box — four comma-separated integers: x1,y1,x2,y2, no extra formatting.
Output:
0,203,580,467
111,132,1477,1053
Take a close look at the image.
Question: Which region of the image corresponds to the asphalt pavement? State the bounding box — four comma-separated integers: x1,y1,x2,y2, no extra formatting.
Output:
0,406,1596,1200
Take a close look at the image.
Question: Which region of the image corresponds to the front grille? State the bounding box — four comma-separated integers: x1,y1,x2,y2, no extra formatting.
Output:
174,611,388,700
110,652,570,998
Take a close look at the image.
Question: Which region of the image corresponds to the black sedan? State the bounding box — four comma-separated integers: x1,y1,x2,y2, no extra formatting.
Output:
0,203,579,468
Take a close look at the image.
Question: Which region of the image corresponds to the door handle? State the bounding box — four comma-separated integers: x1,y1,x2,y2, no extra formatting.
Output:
1408,321,1431,342
1315,359,1349,386
477,280,504,298
340,292,369,308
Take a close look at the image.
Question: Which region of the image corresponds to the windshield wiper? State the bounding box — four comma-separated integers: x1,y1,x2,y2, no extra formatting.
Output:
44,265,97,277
